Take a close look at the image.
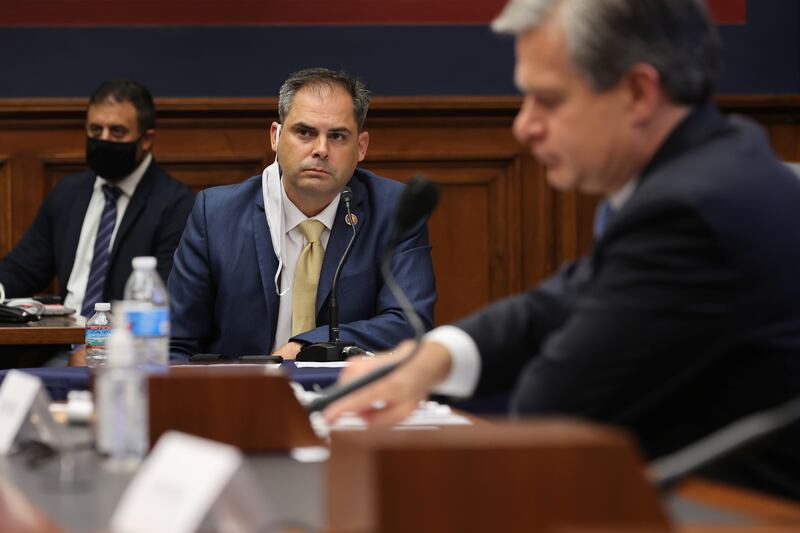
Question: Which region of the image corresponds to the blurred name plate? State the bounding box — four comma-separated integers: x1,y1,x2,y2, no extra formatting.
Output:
327,420,670,533
149,367,321,451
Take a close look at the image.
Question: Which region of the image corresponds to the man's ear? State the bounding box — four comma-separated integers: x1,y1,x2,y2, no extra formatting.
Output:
357,131,369,162
140,129,156,153
625,63,663,126
269,122,281,152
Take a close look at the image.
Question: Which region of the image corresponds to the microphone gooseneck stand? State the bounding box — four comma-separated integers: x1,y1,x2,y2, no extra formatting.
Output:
296,187,357,362
306,176,439,412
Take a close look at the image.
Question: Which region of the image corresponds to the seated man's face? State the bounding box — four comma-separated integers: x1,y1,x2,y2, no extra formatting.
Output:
511,20,641,196
273,85,369,214
87,100,140,141
85,99,155,181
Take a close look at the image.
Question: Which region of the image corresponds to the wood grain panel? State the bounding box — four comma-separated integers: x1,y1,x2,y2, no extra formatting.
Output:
1,95,799,327
365,161,513,325
0,157,10,254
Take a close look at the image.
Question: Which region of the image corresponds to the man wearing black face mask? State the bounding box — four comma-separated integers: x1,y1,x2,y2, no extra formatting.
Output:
0,79,194,319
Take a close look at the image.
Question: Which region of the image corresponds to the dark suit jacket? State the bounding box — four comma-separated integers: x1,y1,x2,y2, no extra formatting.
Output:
457,104,800,499
0,161,194,303
168,168,437,360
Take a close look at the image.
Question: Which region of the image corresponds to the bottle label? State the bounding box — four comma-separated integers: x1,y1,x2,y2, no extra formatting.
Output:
86,326,113,349
126,308,170,337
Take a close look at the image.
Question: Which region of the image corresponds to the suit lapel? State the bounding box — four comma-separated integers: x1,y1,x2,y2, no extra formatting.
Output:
316,176,367,314
253,190,280,341
110,161,155,257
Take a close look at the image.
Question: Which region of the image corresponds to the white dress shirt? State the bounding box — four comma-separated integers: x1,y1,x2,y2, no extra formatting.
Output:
63,153,152,313
430,177,640,398
271,183,341,351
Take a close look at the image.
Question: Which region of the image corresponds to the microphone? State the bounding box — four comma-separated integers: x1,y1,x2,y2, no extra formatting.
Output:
306,175,439,412
296,187,358,362
649,394,800,491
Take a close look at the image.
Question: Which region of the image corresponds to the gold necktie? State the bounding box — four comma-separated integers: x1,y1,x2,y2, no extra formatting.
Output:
292,219,325,335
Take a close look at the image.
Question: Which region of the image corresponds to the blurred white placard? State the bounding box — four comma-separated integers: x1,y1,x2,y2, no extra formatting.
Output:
111,431,273,533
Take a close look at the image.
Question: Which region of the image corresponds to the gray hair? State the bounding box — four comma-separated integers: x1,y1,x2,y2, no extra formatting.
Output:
278,67,371,130
492,0,721,104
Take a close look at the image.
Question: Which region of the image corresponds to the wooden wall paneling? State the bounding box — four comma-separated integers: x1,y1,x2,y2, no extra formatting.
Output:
716,95,800,162
1,95,799,327
154,156,267,193
0,156,11,254
153,108,275,191
0,115,85,256
518,150,548,288
363,108,525,325
364,161,512,325
765,124,800,162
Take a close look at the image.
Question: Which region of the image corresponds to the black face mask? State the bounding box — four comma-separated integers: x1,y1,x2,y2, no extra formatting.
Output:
85,136,142,181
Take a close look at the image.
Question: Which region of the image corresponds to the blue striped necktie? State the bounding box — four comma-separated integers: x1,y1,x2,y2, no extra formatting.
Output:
81,185,122,317
593,200,616,240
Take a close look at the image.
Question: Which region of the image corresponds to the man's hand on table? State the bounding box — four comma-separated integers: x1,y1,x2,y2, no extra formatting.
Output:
323,340,453,426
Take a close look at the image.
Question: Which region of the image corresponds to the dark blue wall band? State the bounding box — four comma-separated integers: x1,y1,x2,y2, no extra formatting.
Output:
1,26,516,98
1,2,797,99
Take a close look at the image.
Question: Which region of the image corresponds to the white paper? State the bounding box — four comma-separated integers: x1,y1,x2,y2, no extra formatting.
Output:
294,361,350,368
111,431,247,533
310,401,473,438
0,370,57,454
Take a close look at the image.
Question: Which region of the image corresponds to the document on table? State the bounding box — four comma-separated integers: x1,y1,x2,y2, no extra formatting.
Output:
306,400,473,439
294,361,350,368
335,401,473,429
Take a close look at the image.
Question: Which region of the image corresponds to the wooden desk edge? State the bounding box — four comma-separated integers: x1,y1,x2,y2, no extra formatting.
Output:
678,478,800,525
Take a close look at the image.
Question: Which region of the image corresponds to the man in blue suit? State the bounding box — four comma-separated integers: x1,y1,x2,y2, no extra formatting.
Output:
169,68,436,361
325,0,800,499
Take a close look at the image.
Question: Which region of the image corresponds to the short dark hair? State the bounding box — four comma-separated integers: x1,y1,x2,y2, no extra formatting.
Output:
492,0,721,105
89,79,156,134
278,68,371,130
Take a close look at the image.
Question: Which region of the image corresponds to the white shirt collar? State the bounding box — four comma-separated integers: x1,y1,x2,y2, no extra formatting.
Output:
96,152,152,198
280,182,341,235
608,177,638,211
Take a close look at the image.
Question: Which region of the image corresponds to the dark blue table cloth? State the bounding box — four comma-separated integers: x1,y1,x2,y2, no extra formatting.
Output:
0,362,340,401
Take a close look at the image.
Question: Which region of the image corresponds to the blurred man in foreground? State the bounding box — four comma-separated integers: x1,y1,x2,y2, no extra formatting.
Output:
325,0,800,499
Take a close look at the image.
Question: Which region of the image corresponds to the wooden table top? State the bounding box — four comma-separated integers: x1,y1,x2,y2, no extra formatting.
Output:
0,315,84,345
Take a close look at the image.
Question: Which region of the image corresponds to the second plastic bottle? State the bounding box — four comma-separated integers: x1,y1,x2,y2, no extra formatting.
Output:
122,256,170,368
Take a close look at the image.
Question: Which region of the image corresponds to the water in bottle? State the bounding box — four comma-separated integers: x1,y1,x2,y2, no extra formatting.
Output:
85,302,112,368
95,320,148,470
123,256,170,368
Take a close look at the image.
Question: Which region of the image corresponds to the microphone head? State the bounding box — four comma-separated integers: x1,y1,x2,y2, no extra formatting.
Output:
394,176,439,235
341,186,354,206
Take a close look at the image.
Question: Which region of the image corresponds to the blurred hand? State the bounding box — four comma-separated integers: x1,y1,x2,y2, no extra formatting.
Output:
323,340,453,427
69,345,87,366
274,341,303,360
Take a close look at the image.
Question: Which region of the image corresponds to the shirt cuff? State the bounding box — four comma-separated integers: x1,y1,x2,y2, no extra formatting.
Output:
425,325,481,398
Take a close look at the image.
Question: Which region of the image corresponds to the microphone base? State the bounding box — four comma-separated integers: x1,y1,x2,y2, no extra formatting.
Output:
296,342,346,362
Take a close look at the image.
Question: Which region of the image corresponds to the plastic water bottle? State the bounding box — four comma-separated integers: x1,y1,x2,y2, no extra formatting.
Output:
85,302,113,368
95,321,148,470
123,256,170,368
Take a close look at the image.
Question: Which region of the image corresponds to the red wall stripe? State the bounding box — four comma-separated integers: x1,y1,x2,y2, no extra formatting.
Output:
0,0,507,26
0,0,745,26
706,0,747,24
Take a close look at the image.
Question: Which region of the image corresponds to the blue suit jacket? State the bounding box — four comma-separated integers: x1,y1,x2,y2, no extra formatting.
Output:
168,168,436,360
457,104,800,499
0,161,194,302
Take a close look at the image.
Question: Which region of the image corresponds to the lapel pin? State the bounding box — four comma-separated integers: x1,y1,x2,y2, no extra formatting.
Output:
345,213,359,226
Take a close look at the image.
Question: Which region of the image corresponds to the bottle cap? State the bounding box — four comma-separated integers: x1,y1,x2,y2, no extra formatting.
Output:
131,256,157,270
94,302,111,312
